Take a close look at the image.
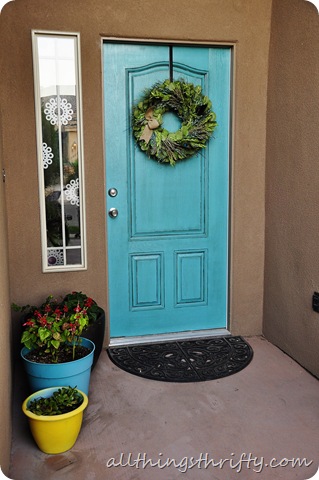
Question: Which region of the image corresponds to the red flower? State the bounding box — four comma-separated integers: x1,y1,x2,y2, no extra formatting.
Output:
74,304,81,313
39,316,48,326
85,297,94,308
23,320,35,327
63,305,68,312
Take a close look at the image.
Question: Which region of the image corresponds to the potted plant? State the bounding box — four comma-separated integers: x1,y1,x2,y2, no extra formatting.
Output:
13,292,105,395
61,291,105,369
22,386,88,454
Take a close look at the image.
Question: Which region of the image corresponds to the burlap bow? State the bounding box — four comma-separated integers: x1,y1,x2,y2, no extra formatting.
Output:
139,107,160,144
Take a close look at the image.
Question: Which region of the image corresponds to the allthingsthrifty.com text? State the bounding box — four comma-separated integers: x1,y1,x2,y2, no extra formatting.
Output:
106,452,313,474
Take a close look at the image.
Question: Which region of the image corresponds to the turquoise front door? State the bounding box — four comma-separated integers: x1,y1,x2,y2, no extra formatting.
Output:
103,42,231,339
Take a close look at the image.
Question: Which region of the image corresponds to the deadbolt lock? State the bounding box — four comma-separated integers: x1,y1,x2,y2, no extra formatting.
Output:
108,188,118,197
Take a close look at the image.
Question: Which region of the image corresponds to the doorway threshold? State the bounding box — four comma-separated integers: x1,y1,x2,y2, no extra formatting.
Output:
109,328,231,347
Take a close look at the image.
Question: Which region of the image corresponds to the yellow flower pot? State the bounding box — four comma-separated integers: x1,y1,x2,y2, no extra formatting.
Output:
22,387,88,454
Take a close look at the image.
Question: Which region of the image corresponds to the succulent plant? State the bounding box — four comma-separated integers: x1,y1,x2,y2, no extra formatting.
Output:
27,386,83,416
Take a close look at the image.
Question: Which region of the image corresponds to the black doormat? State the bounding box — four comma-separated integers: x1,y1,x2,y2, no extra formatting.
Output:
107,336,253,382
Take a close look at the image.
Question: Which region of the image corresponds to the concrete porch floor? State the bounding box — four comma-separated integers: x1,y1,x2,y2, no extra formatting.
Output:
9,336,319,480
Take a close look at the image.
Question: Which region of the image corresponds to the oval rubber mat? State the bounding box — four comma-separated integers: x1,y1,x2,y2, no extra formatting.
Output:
107,336,253,382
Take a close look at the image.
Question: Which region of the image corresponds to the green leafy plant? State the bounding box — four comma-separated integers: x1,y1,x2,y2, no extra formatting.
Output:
62,292,103,324
27,386,83,416
12,291,103,362
132,79,217,166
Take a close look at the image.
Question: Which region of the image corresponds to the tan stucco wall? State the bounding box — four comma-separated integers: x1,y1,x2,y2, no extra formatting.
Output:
264,0,319,377
0,110,12,474
0,0,272,348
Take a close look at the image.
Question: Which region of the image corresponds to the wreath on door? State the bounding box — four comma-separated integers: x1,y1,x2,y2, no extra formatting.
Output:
132,79,217,166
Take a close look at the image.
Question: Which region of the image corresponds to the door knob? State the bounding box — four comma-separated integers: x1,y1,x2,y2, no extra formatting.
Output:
108,208,118,218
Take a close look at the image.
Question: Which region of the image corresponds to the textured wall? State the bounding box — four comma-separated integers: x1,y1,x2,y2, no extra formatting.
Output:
0,0,272,350
264,0,319,377
0,108,12,474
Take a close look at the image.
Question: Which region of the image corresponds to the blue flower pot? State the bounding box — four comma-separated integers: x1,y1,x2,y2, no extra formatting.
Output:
21,338,95,396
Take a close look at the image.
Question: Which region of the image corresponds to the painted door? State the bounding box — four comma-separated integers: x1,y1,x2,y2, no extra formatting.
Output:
104,43,231,339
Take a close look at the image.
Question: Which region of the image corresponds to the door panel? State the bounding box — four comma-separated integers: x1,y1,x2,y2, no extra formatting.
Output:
103,43,231,339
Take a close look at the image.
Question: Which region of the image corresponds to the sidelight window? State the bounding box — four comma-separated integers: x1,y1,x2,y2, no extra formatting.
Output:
32,31,86,272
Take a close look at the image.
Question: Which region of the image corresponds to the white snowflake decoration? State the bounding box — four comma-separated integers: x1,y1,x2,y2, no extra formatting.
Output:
65,178,80,206
44,97,73,126
42,142,54,169
47,249,64,266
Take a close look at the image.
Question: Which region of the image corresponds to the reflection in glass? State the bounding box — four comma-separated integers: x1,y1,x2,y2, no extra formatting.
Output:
33,32,86,271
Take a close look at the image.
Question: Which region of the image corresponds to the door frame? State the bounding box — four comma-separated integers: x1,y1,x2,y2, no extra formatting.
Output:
101,37,236,346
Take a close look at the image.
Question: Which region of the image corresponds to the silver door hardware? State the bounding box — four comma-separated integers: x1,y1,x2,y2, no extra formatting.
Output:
108,188,118,197
108,208,118,218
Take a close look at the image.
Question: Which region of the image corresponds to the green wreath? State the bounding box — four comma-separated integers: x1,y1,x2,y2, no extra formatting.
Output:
132,79,217,166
